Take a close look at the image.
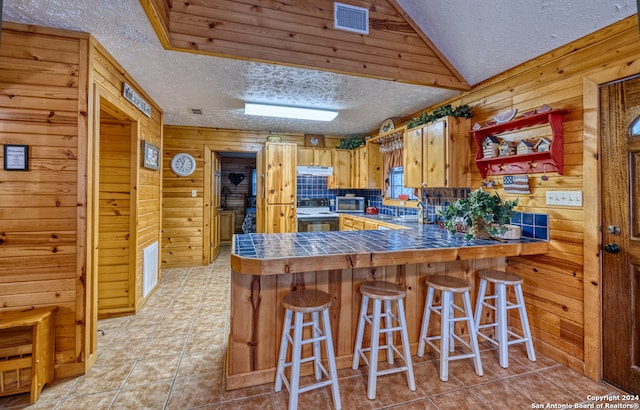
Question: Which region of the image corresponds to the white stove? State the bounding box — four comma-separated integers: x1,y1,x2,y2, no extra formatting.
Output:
296,198,339,219
296,198,340,231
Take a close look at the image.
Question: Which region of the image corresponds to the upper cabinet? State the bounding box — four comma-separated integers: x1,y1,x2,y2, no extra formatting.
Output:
352,144,383,189
264,142,297,205
404,116,471,188
297,147,332,166
328,149,352,189
472,109,570,178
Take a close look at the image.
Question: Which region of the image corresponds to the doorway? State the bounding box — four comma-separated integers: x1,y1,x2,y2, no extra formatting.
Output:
97,101,137,318
206,151,257,263
600,76,640,394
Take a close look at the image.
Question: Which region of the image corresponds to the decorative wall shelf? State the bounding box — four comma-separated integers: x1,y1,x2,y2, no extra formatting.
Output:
472,109,570,178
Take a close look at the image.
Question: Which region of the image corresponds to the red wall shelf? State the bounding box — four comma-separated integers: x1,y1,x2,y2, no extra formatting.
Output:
472,109,570,178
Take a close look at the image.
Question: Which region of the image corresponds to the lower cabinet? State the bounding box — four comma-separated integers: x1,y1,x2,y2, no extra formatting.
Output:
265,205,297,233
220,211,235,243
339,214,405,231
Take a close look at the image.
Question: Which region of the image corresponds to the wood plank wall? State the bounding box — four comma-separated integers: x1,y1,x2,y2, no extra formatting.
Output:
407,16,640,375
0,23,163,378
162,127,341,268
0,23,89,378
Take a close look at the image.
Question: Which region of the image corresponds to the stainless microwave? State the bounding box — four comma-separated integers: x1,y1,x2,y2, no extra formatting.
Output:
335,196,365,213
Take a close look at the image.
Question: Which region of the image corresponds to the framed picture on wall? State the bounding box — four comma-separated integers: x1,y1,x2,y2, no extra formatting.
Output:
142,140,160,170
3,144,29,171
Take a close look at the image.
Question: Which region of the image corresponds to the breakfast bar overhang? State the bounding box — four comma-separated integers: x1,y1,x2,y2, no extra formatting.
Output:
227,226,548,390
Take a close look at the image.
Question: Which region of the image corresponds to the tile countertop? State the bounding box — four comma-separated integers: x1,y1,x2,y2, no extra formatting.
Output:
231,224,548,275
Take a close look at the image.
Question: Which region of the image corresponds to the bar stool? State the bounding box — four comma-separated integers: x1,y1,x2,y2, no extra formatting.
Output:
417,275,483,382
473,270,536,368
274,289,341,410
352,281,415,400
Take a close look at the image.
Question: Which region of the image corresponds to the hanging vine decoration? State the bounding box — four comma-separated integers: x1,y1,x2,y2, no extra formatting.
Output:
406,104,473,129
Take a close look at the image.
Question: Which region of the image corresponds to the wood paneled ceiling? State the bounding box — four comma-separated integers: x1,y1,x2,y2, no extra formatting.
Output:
140,0,470,91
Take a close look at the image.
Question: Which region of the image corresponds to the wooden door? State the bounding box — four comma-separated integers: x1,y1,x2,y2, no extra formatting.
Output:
210,152,221,261
367,143,383,189
315,148,332,166
265,204,296,233
404,126,423,188
297,147,314,166
425,119,447,187
600,77,640,394
264,142,296,205
352,146,367,188
329,149,352,188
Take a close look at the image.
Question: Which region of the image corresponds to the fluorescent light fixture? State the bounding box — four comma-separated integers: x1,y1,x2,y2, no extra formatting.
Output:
244,102,338,121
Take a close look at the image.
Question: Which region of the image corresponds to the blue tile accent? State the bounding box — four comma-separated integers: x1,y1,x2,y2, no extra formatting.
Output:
522,225,534,238
511,212,522,225
535,213,548,227
522,213,534,226
534,227,548,240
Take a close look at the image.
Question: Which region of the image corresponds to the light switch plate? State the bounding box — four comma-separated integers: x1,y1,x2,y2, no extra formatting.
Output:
546,190,582,206
192,189,197,198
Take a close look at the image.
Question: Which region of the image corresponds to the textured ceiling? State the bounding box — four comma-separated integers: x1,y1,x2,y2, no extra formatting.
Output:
3,0,638,136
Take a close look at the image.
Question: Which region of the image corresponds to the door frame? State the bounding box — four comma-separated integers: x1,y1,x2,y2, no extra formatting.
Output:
583,68,640,380
86,85,140,369
203,147,261,264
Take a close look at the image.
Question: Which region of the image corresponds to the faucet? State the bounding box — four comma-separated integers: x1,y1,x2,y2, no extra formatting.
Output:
416,200,425,224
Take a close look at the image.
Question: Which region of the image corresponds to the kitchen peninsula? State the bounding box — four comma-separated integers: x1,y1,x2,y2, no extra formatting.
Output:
227,223,547,390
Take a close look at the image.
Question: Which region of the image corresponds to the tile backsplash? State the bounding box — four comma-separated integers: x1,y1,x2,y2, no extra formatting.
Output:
296,176,548,240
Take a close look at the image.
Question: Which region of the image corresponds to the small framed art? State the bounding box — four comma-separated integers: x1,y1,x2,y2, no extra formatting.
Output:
3,144,29,171
142,140,160,171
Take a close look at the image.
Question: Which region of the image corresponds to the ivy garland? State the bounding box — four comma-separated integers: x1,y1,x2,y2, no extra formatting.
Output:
336,104,473,150
336,135,365,150
406,104,473,129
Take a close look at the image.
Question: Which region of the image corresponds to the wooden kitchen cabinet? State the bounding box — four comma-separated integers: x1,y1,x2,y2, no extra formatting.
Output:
352,144,383,189
263,142,297,233
328,149,352,188
220,211,235,243
404,116,471,188
264,142,297,205
297,147,332,166
339,214,404,231
352,146,366,188
265,204,296,233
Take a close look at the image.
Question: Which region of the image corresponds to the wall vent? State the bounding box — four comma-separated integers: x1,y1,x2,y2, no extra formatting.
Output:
334,2,369,35
142,241,159,298
190,108,204,115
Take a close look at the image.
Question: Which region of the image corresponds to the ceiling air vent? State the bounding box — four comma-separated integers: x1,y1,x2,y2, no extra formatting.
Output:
334,2,369,35
190,108,203,115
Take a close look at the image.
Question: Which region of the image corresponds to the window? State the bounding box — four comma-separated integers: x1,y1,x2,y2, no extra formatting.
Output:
388,167,417,200
250,168,257,196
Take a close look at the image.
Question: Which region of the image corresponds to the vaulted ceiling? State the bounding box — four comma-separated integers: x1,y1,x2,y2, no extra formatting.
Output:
3,0,638,136
141,0,469,90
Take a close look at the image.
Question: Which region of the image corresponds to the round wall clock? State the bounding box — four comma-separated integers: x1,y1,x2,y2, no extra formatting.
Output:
170,153,196,176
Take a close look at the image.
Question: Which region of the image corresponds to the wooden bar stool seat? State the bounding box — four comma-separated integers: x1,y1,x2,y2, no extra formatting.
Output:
352,281,415,400
275,289,341,410
417,275,483,382
473,270,536,368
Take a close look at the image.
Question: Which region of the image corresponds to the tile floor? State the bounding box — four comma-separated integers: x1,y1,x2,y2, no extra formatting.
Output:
1,245,637,409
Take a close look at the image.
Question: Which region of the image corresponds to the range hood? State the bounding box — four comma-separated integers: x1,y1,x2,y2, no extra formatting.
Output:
296,166,334,176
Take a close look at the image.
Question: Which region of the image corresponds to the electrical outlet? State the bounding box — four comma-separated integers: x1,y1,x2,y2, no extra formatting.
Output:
192,189,197,198
546,191,582,206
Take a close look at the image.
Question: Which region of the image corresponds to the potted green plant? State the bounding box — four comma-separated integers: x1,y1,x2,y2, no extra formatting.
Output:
437,188,518,241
